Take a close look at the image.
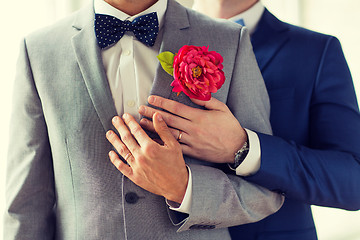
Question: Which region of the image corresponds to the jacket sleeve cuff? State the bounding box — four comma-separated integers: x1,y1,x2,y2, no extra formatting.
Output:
166,165,192,214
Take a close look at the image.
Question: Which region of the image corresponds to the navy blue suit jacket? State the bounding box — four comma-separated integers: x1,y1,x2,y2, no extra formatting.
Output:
229,9,360,240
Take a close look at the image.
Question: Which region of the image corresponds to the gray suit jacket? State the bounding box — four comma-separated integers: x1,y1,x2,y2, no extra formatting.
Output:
5,0,283,239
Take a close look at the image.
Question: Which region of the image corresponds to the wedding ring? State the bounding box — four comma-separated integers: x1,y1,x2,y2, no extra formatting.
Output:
177,130,183,142
124,152,132,161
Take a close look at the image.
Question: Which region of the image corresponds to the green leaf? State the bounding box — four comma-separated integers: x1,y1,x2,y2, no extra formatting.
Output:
157,51,175,76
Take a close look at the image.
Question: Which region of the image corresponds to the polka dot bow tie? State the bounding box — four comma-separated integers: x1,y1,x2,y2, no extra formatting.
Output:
94,12,159,49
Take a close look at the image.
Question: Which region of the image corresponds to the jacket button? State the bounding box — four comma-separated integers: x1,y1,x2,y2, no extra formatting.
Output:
125,192,139,204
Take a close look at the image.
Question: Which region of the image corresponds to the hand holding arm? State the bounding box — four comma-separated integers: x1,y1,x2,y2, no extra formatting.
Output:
139,95,247,164
106,110,283,231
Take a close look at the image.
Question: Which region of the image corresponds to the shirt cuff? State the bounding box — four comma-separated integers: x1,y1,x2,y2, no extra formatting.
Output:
166,165,192,214
235,129,261,176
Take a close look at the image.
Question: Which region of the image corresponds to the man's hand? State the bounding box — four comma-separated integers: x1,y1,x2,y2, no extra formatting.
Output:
106,112,188,204
139,95,247,164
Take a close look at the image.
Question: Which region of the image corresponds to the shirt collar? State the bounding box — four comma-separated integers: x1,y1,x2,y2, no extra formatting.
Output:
229,1,264,35
94,0,168,30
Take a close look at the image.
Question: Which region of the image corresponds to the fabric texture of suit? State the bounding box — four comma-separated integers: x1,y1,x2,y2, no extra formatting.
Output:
4,1,284,239
229,9,360,240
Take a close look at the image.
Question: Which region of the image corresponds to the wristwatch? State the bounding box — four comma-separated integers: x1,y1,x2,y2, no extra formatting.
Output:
229,138,249,171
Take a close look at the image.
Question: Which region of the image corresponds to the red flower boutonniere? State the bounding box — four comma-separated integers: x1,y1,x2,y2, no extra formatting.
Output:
157,45,225,101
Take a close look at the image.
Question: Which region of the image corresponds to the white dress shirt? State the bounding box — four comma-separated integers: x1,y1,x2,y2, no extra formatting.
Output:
94,0,192,214
94,0,166,122
229,1,265,35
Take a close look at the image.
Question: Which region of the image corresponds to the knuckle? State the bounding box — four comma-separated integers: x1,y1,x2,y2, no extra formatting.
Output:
112,159,120,168
118,145,127,155
107,133,115,142
165,115,174,125
136,155,148,168
140,106,147,115
143,143,157,158
123,114,134,125
193,126,203,137
172,103,181,115
171,129,178,139
131,125,142,135
198,114,209,125
121,132,132,142
143,106,155,118
137,155,146,165
222,102,230,111
159,123,169,132
156,97,163,108
144,107,153,117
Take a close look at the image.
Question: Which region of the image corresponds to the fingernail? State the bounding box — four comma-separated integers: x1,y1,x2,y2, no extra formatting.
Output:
112,116,119,123
140,118,148,124
106,130,113,137
148,96,155,104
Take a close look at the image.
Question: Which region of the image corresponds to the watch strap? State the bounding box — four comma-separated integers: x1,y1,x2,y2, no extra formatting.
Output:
228,138,250,170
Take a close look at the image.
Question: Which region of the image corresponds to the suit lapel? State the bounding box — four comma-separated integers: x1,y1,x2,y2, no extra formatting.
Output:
71,4,117,132
150,0,200,108
71,0,197,132
251,9,289,72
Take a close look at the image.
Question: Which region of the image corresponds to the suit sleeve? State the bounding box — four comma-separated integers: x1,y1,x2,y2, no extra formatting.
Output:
246,37,360,210
169,27,284,231
4,39,56,239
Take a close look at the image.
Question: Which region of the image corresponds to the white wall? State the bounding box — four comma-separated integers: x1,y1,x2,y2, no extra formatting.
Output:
262,0,360,105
